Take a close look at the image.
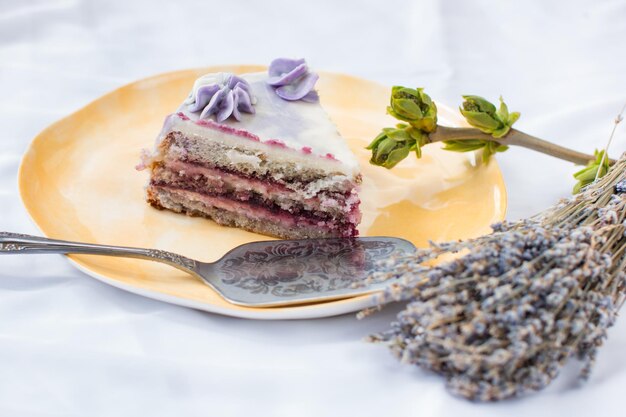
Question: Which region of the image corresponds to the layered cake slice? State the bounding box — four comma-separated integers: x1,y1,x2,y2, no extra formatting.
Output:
139,58,361,239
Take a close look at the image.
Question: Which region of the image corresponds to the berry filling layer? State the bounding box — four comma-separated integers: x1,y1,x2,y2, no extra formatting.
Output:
151,160,361,224
149,185,358,237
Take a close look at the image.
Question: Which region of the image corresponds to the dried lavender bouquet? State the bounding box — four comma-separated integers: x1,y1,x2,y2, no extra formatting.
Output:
362,151,626,401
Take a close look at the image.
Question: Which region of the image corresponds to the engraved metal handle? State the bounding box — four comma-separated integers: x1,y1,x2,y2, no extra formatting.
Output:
0,232,198,274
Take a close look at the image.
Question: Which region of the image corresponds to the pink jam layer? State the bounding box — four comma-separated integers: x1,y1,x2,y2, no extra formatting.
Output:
158,160,362,224
173,112,339,161
156,185,358,237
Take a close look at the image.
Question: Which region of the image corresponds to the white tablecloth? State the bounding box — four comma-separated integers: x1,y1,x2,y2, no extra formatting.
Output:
1,0,626,415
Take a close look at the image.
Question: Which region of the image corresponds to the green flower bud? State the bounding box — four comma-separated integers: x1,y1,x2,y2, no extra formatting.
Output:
366,124,419,169
462,95,497,114
573,149,610,194
460,95,520,138
387,87,438,133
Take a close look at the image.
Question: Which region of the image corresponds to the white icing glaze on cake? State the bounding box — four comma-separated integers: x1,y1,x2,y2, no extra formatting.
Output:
174,71,360,176
156,115,358,178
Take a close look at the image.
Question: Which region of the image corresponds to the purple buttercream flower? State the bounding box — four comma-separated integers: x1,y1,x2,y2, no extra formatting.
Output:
185,73,256,122
266,58,319,102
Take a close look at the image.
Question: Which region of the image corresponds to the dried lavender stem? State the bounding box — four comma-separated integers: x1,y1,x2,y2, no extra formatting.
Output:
595,103,626,180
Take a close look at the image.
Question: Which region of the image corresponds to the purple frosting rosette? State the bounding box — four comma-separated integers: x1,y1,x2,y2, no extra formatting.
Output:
186,74,255,122
266,58,319,102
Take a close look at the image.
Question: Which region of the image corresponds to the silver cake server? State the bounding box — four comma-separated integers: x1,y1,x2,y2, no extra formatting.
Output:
0,232,416,307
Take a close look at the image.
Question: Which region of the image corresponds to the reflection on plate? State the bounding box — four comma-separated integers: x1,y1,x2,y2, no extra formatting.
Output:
18,66,506,319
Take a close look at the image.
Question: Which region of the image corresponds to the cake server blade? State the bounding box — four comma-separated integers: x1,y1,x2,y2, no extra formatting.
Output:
0,233,416,308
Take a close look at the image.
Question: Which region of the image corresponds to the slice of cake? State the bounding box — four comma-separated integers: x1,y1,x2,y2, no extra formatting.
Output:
138,58,362,239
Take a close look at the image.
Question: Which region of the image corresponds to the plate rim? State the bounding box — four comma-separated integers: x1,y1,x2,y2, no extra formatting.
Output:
17,66,508,320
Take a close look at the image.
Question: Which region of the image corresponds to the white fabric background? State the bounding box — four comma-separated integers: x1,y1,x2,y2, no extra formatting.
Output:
1,0,626,415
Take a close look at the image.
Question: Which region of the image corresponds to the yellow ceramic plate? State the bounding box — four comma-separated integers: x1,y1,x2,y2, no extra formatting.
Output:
18,66,506,319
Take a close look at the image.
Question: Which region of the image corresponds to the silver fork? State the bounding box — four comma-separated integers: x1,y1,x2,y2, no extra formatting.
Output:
0,232,416,307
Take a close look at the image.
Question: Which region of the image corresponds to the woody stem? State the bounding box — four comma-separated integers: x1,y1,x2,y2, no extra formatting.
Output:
427,126,613,166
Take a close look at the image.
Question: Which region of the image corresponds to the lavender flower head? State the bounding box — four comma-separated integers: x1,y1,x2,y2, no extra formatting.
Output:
184,73,256,122
266,58,319,102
